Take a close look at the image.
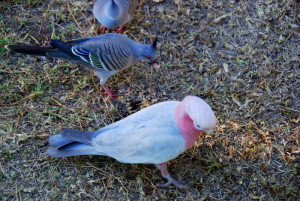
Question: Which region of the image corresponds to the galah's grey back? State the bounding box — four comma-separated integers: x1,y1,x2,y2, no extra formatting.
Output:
93,0,139,29
47,101,185,163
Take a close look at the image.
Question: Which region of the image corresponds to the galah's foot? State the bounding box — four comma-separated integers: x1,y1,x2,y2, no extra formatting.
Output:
115,25,125,33
155,163,188,189
157,175,188,189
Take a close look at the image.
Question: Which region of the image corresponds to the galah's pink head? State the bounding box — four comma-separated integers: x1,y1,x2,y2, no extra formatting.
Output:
182,96,217,133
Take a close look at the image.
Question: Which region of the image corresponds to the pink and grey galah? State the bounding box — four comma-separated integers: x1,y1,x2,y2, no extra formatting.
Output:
47,96,217,188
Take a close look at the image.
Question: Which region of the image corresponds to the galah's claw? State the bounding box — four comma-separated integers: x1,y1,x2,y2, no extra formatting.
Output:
155,163,188,188
157,175,188,189
157,178,188,189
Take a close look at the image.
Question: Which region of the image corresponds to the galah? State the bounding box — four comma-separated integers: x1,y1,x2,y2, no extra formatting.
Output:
5,33,157,98
93,0,140,33
47,96,217,188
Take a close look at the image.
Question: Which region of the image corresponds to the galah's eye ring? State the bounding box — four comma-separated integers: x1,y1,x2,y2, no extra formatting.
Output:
194,122,202,130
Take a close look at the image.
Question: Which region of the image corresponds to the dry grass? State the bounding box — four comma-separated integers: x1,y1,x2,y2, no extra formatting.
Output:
0,0,299,200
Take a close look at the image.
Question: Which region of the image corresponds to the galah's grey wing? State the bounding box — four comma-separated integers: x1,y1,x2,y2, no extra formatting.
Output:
92,119,186,164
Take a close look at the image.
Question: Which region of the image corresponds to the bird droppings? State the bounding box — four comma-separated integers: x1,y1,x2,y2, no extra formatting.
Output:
0,0,299,200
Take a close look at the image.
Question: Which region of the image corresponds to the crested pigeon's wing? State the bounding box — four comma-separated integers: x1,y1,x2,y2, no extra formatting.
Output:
70,34,134,71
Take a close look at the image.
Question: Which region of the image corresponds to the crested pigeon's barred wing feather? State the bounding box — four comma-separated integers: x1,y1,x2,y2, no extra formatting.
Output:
70,36,134,71
71,46,90,63
89,51,105,69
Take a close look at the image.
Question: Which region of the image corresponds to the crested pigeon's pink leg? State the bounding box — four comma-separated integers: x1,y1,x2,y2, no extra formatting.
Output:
115,25,125,33
155,162,188,189
100,26,107,34
102,84,120,100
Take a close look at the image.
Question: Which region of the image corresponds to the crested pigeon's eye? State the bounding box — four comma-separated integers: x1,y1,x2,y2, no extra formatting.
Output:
145,56,151,59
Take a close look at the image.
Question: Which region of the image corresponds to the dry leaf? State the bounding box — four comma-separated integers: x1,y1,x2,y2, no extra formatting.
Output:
153,63,161,69
213,14,230,24
223,63,229,72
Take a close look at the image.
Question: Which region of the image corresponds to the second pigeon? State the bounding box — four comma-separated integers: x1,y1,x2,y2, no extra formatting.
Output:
93,0,140,33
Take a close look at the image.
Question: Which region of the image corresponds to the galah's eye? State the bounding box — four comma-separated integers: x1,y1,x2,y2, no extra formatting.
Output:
145,56,151,59
194,123,202,130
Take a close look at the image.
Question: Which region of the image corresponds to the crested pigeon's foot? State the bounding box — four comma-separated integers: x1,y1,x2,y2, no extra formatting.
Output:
102,84,120,100
100,26,107,34
115,25,125,33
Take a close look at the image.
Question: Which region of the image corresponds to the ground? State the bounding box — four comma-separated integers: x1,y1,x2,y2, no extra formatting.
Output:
0,0,299,200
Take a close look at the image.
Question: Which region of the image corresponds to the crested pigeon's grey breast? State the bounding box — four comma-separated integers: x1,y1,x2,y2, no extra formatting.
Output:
93,0,140,29
108,0,140,17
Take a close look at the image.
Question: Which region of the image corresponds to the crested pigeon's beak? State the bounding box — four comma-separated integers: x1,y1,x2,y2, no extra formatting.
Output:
151,38,158,50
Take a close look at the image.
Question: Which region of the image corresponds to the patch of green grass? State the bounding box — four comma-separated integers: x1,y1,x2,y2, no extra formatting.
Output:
5,0,43,5
206,154,225,172
31,80,50,94
0,83,10,93
2,152,16,160
285,186,298,197
0,37,15,56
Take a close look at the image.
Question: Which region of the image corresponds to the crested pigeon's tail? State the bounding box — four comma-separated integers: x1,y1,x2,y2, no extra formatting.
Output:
4,45,54,56
5,40,80,62
47,129,101,158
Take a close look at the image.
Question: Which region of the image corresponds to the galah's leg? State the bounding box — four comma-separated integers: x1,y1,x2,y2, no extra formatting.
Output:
102,84,120,100
155,162,188,189
115,25,125,33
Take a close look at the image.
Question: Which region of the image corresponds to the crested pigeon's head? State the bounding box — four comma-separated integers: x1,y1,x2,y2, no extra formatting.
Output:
140,38,157,62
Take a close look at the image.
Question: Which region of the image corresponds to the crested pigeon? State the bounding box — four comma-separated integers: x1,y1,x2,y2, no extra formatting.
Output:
5,33,157,98
47,96,217,188
93,0,139,33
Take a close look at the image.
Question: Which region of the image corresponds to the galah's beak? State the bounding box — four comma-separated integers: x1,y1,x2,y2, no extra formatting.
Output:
205,129,214,134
